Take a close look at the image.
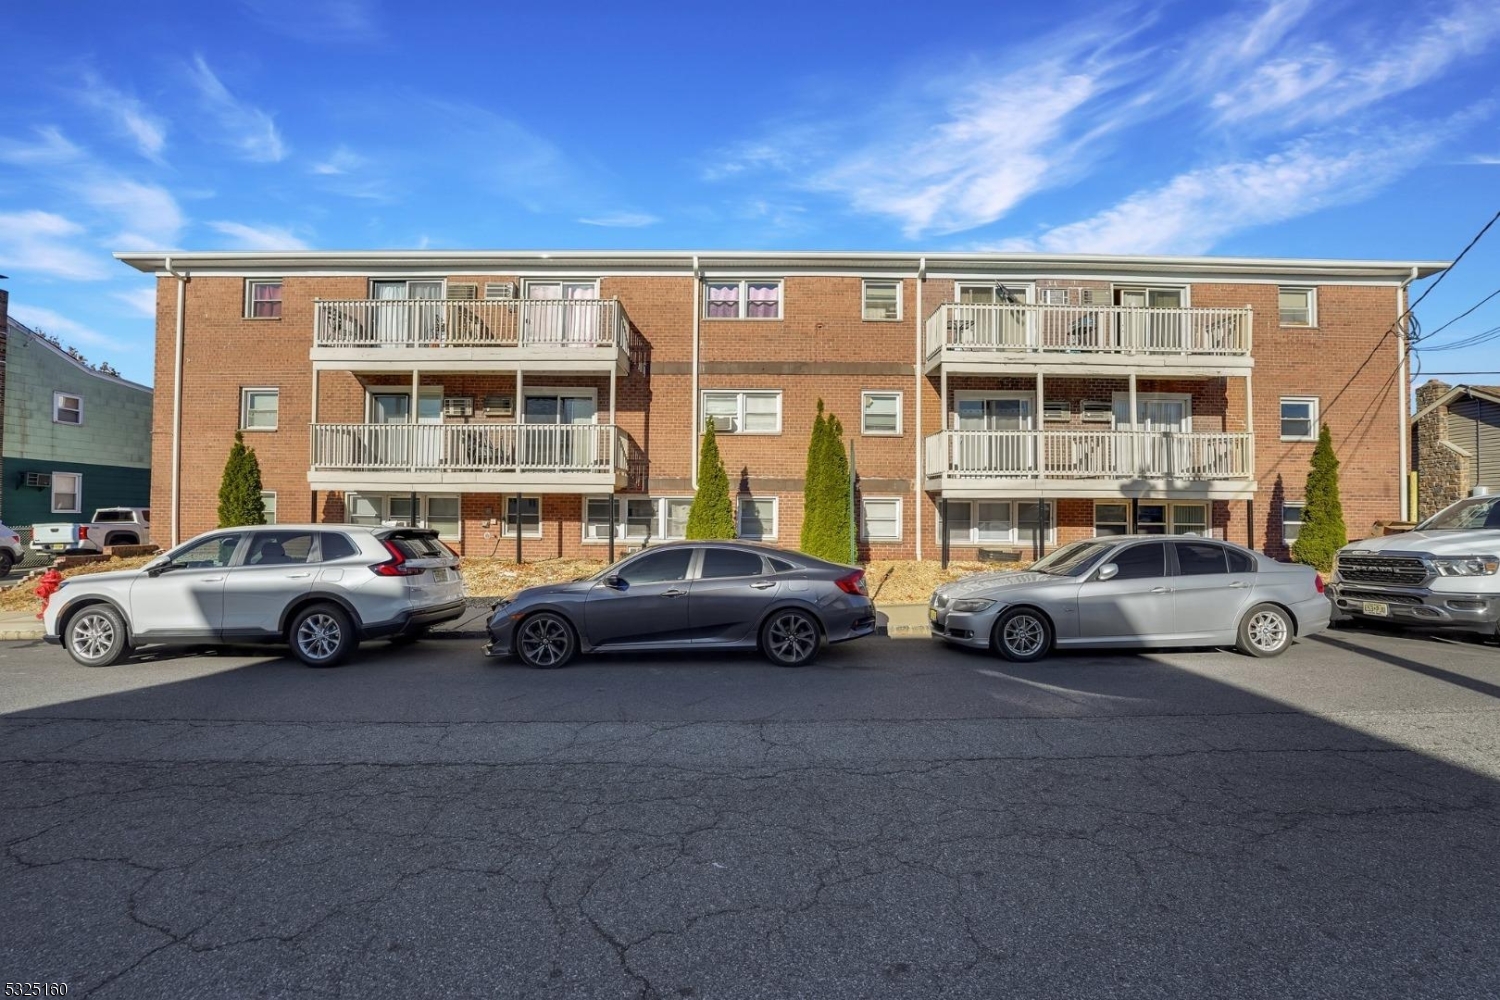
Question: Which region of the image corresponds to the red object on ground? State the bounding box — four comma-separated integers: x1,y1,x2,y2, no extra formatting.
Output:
33,568,63,621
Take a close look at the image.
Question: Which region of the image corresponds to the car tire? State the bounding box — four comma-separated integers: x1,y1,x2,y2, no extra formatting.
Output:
0,550,13,577
288,603,356,668
64,604,130,667
992,607,1053,663
1236,603,1294,658
515,612,577,669
761,609,821,667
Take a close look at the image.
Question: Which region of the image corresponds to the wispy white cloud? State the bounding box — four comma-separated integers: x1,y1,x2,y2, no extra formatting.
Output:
0,126,83,166
112,287,158,318
311,144,366,175
187,55,287,162
209,221,311,250
9,304,120,349
76,71,168,162
240,0,383,44
577,211,660,228
73,177,186,246
0,211,110,280
1467,154,1500,165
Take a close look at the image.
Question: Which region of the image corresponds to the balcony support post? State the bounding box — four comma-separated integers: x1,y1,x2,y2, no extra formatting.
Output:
515,368,524,474
608,494,616,563
515,494,523,565
940,497,950,570
411,369,420,474
609,366,617,426
940,368,949,431
311,369,319,423
1035,372,1045,480
1128,373,1139,477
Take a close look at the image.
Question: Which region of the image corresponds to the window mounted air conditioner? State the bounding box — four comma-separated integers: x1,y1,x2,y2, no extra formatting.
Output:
1080,400,1113,423
710,416,737,433
586,522,613,540
1043,400,1070,422
23,472,51,488
442,397,474,418
485,282,518,300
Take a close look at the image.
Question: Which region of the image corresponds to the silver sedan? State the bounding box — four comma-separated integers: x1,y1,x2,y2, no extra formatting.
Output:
485,541,877,668
929,535,1331,661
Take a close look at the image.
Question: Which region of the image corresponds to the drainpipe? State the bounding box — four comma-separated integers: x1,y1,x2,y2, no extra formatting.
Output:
1398,266,1416,522
690,254,702,488
914,256,926,560
166,255,187,548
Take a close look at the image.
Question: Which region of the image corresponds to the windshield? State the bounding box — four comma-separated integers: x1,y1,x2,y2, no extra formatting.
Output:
1417,496,1500,531
1031,539,1116,577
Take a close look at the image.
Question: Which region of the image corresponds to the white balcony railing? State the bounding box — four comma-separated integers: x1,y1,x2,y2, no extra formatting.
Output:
313,298,632,352
924,303,1252,359
311,423,625,475
924,430,1254,481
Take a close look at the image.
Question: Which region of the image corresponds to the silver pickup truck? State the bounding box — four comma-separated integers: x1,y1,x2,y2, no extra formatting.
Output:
1327,492,1500,635
31,507,152,556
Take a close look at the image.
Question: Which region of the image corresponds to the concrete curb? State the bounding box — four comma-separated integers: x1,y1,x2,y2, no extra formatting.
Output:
0,628,44,641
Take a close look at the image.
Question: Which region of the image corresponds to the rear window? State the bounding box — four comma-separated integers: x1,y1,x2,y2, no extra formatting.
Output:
320,532,359,561
768,557,797,573
700,548,765,579
94,510,136,522
1226,548,1255,573
386,532,446,559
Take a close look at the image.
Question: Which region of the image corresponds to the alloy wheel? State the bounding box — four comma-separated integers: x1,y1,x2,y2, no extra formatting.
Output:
71,612,116,662
1247,610,1288,652
520,616,571,667
1002,614,1046,657
296,613,343,662
767,612,817,664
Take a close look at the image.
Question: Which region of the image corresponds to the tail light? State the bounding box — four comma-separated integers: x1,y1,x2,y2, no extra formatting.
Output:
835,569,866,595
371,539,424,577
79,526,89,540
1314,573,1325,594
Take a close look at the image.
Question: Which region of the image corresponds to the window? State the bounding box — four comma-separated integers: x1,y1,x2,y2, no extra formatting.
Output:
1279,287,1315,327
1109,542,1167,581
346,495,383,526
862,281,901,321
957,283,1031,304
584,497,692,543
705,279,782,319
940,500,1055,545
737,497,777,539
247,532,317,566
426,497,461,539
1042,288,1069,305
1133,502,1208,536
1227,548,1255,573
861,391,901,435
860,498,902,542
1174,541,1228,576
170,533,244,569
701,390,781,434
1094,502,1130,537
376,495,460,539
52,392,83,425
1282,501,1305,545
700,548,766,579
665,498,692,540
1172,504,1209,537
241,388,280,430
973,500,1011,543
617,549,693,586
260,491,277,524
503,497,541,538
51,472,81,513
320,533,359,561
1280,397,1318,441
246,279,283,319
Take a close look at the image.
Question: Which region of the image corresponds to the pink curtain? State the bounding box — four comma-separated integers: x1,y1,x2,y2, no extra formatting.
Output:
707,283,739,318
252,281,282,318
746,282,779,318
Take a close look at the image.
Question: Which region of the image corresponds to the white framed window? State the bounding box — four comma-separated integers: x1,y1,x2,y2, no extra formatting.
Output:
859,497,902,542
345,494,383,526
705,279,782,319
1135,502,1209,536
502,496,542,538
737,496,778,540
939,500,1054,546
1279,287,1316,327
861,391,902,436
862,280,902,321
956,282,1033,304
1094,501,1130,536
261,491,277,524
241,388,280,430
701,390,782,434
246,279,283,319
51,472,81,514
346,494,461,539
1280,396,1318,441
583,496,693,543
1282,501,1305,545
52,392,83,425
426,496,461,539
1041,287,1069,305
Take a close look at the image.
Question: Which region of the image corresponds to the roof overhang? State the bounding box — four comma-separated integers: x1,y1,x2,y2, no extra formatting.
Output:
1411,384,1500,424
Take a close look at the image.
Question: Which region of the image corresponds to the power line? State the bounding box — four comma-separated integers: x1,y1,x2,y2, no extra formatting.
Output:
1409,208,1500,343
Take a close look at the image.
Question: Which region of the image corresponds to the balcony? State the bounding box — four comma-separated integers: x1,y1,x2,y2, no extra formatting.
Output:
308,422,631,493
924,302,1253,375
924,429,1256,499
310,298,632,373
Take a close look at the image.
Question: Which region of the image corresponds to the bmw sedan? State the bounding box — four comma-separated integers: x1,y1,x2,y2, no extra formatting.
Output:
485,541,876,668
929,535,1330,662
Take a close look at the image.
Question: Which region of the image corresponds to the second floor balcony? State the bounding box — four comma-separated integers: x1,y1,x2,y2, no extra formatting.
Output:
311,297,632,373
924,302,1253,375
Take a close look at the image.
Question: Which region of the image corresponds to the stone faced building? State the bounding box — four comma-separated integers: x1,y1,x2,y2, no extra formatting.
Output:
1412,380,1500,520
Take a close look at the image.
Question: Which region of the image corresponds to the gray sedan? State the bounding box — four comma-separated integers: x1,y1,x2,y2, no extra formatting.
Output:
485,541,877,668
929,535,1331,661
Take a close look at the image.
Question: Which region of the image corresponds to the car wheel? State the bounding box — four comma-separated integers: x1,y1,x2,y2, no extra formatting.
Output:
64,604,130,667
761,609,821,667
0,550,13,576
1237,603,1293,658
288,604,355,668
515,612,577,669
992,608,1052,663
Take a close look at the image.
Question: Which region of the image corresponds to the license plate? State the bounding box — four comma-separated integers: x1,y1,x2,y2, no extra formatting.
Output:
1362,601,1390,617
432,568,451,583
928,607,938,622
49,544,66,551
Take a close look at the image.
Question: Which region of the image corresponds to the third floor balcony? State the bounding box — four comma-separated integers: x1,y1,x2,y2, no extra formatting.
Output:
924,301,1254,376
310,297,633,374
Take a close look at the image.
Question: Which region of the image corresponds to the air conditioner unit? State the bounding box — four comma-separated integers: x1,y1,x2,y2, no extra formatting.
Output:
442,396,474,418
1043,400,1070,422
1078,288,1098,305
483,394,514,417
1080,400,1114,423
710,416,736,433
586,522,613,540
485,281,518,300
23,472,51,488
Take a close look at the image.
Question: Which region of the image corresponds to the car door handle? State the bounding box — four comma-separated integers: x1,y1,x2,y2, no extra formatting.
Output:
199,576,224,583
662,589,687,598
1151,586,1172,593
749,581,776,590
286,573,312,579
1229,581,1248,588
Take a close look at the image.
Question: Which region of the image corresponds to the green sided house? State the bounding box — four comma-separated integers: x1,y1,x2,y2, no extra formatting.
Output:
2,314,152,527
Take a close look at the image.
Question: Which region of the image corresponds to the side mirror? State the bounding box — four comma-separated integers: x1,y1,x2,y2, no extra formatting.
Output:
144,555,170,577
1097,563,1120,582
605,574,625,590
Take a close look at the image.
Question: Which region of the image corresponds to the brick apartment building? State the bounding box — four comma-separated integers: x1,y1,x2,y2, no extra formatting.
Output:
116,250,1444,562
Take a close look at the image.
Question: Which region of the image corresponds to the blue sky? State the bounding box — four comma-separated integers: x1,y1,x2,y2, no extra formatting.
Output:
1,0,1497,385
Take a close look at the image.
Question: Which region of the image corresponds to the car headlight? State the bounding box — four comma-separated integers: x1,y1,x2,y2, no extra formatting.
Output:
949,598,997,614
1432,556,1500,577
492,593,516,612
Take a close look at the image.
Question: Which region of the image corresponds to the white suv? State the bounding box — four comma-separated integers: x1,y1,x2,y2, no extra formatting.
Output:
45,525,465,668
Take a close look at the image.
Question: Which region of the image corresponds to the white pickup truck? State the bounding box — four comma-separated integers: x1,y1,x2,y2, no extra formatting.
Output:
31,507,152,556
1327,491,1500,636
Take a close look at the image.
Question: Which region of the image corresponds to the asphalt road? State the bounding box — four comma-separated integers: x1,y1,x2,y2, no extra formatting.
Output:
3,627,1499,998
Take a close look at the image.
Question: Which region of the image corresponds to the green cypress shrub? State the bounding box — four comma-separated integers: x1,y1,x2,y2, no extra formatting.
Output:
1291,423,1347,572
217,431,267,527
686,420,735,539
801,401,829,554
825,414,855,563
